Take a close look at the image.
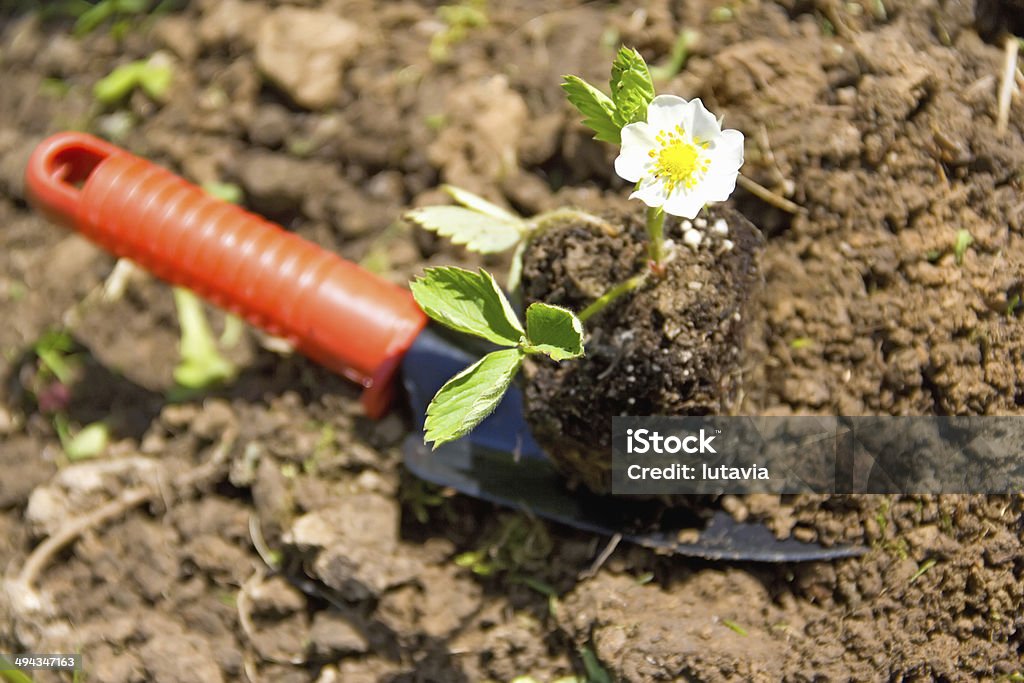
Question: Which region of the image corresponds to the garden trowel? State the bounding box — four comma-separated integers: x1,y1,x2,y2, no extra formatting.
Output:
25,132,862,562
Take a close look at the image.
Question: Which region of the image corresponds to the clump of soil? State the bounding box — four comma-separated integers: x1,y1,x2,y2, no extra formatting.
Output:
520,202,762,492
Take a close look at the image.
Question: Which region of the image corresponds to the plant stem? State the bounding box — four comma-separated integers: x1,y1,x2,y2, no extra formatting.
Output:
646,206,666,264
579,272,648,323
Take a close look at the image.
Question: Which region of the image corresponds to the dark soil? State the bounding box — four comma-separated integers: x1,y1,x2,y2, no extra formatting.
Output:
0,0,1022,681
521,203,762,493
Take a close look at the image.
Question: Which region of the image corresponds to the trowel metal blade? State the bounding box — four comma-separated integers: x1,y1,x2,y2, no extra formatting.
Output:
400,327,864,562
402,437,863,562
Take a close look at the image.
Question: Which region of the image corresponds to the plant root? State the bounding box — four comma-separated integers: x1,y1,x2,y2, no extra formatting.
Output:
737,174,807,215
997,35,1019,135
5,428,237,615
578,533,622,581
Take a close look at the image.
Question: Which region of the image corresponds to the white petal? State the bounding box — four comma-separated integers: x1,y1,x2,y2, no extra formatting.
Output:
614,153,650,183
713,128,745,167
662,186,708,219
620,120,655,152
614,122,656,182
690,99,722,144
699,128,743,202
646,94,691,133
700,170,739,203
629,175,669,209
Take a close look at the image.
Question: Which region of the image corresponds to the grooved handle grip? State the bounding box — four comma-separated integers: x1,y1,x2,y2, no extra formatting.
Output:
25,132,426,417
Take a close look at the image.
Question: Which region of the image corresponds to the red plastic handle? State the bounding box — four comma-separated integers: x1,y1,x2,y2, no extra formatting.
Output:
25,132,426,418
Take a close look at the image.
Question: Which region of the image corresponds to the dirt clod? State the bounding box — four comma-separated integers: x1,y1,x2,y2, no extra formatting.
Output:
521,203,762,492
255,8,360,110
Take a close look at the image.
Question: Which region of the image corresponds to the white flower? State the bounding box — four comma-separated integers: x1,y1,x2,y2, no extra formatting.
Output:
614,95,744,219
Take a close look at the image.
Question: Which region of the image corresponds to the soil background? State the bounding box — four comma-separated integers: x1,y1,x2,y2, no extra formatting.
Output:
0,0,1022,681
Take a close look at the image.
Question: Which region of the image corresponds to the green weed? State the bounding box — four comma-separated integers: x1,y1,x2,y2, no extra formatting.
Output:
430,0,488,63
908,558,937,584
93,56,173,105
454,514,553,578
170,288,237,397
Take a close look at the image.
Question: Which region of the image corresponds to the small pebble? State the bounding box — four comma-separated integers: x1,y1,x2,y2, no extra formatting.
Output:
688,281,703,290
677,528,700,544
722,239,734,251
712,218,729,235
682,219,693,231
683,229,702,249
694,217,708,228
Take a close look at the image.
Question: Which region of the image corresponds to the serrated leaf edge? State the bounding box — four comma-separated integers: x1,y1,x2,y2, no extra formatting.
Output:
441,184,523,224
410,266,525,346
424,348,524,447
524,302,585,360
561,75,621,144
405,206,524,254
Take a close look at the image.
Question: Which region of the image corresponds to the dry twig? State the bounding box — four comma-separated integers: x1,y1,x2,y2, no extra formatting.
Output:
997,35,1019,135
737,174,807,215
578,533,622,580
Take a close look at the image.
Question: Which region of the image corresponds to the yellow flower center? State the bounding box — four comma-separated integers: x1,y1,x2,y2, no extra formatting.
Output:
648,126,710,192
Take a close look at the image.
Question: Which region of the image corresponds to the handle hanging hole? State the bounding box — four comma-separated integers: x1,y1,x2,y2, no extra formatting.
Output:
26,132,120,229
49,146,106,190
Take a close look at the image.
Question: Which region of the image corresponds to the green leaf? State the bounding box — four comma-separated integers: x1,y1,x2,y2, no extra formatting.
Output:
506,237,529,295
202,181,244,205
424,348,524,447
94,58,172,105
0,654,35,683
73,0,151,35
722,619,749,636
117,0,151,11
650,29,699,81
524,303,585,360
94,61,144,104
954,229,973,266
410,267,524,346
561,75,621,143
137,62,173,101
406,206,523,254
74,0,117,35
34,330,76,384
610,46,655,127
172,288,236,390
580,647,613,683
442,184,522,224
65,421,110,461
